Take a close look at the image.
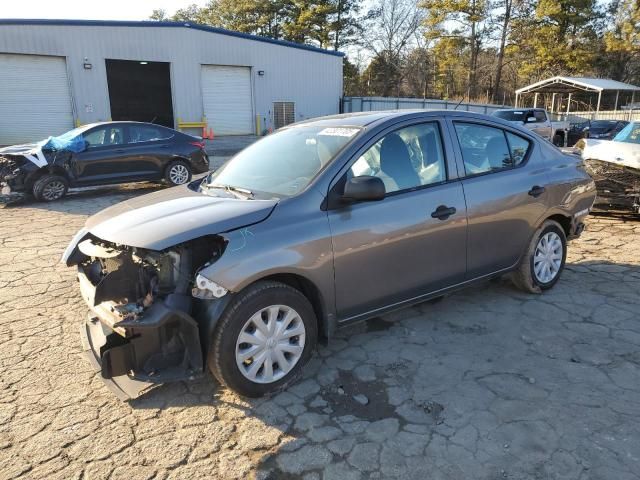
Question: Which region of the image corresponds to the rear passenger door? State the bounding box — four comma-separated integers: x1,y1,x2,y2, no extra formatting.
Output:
449,120,550,278
125,124,175,179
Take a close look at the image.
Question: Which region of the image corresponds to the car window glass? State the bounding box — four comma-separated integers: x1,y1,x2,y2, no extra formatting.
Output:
83,126,125,148
613,122,640,143
533,111,547,123
349,122,446,194
454,123,513,175
129,125,172,143
505,132,530,166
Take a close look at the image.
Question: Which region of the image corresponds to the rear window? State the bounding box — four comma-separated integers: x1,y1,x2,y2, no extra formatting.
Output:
493,110,527,122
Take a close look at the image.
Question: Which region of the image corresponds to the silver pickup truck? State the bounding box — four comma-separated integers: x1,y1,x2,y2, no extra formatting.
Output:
493,108,570,145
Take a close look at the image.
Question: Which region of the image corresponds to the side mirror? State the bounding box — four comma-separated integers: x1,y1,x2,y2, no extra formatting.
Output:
343,176,385,202
526,116,537,123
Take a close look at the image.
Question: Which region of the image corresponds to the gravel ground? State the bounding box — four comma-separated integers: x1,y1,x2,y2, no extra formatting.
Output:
1,185,639,480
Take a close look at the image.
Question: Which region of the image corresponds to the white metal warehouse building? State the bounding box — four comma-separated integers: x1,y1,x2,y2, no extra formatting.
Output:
0,19,343,145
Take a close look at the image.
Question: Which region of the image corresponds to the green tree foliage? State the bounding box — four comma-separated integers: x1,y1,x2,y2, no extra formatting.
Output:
150,0,640,101
150,0,362,49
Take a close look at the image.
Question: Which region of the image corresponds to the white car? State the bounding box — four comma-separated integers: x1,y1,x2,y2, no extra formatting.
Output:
577,122,640,213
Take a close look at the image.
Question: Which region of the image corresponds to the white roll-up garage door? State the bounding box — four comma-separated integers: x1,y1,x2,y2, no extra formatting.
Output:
0,54,74,145
201,65,253,135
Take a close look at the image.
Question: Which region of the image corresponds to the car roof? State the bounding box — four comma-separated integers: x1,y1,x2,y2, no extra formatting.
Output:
82,121,175,129
292,109,503,129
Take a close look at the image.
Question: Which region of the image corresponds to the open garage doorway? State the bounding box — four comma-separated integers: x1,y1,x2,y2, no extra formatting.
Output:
105,59,174,127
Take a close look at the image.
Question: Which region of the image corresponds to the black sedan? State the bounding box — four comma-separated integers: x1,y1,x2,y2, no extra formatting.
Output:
0,122,209,201
567,119,629,146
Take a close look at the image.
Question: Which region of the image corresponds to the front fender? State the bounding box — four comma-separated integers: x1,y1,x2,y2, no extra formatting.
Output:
197,196,337,320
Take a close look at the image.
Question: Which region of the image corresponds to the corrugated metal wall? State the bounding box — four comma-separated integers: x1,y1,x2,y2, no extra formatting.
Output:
0,23,343,135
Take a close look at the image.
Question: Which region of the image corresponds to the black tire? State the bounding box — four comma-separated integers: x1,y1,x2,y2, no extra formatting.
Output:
32,174,68,202
164,160,192,186
208,281,318,397
553,134,564,146
511,220,567,293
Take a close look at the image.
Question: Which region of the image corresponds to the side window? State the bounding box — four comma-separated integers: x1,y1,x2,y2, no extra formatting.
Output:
129,125,172,143
83,126,124,148
454,123,512,175
505,132,531,166
348,122,446,194
533,110,547,123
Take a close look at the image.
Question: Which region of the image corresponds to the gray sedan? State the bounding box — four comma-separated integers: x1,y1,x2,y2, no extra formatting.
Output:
62,110,596,399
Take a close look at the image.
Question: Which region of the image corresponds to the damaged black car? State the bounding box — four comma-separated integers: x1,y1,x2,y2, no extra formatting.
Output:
0,122,209,202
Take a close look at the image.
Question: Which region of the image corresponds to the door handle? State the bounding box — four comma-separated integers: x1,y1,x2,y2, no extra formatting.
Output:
114,149,126,153
528,185,546,197
431,205,456,220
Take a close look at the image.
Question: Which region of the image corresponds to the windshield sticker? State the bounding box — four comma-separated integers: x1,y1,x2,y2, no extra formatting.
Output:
318,127,359,137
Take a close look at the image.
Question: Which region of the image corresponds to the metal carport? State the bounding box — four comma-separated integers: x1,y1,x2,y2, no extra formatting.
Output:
515,76,640,114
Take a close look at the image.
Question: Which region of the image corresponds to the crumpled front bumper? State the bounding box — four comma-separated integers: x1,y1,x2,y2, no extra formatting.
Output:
77,263,205,400
80,315,154,400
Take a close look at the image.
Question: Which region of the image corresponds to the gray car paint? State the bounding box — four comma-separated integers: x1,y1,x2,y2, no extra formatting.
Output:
70,110,596,330
84,184,278,250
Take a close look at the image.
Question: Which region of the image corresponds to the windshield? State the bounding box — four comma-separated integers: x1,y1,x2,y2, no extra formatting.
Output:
206,125,360,197
493,110,527,122
590,121,617,129
613,122,640,144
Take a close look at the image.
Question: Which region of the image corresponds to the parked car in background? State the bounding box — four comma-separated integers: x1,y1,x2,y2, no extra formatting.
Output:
492,108,570,146
567,119,629,146
62,110,596,400
576,121,640,214
0,122,209,201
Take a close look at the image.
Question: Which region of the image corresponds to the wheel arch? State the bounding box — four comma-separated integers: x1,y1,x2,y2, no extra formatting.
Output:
544,213,571,238
26,165,71,188
247,273,331,342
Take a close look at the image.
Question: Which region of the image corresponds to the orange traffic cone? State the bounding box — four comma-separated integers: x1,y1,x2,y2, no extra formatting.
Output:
202,126,207,139
209,128,215,140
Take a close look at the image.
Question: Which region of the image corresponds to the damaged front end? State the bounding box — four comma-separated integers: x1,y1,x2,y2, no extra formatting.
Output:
0,155,29,201
68,234,229,400
584,159,640,214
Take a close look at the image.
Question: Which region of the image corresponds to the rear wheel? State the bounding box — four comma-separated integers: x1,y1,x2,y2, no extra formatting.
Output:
511,220,567,293
33,174,68,201
208,281,318,397
165,160,192,186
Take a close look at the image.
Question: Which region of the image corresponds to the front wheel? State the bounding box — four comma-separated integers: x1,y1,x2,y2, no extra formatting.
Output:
511,220,567,293
33,174,68,201
208,281,318,397
165,160,192,186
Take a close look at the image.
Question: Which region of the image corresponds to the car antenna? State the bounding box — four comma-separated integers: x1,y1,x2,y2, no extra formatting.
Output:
453,98,465,110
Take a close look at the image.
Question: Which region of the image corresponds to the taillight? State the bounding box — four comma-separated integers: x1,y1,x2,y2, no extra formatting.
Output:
190,141,206,150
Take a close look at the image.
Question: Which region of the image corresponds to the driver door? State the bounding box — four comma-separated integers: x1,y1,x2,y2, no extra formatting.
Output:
72,124,131,184
327,121,468,321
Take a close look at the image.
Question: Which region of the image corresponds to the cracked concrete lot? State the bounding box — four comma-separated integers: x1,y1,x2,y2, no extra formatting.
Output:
1,185,640,480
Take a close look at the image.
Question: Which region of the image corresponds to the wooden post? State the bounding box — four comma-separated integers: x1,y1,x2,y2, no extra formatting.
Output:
533,93,539,107
551,93,556,113
614,90,620,112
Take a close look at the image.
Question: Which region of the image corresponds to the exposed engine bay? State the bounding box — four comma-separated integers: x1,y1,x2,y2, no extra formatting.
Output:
71,234,228,399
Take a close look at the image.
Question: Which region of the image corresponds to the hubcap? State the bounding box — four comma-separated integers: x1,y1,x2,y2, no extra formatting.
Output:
235,305,306,384
42,180,65,200
169,164,189,184
533,231,563,284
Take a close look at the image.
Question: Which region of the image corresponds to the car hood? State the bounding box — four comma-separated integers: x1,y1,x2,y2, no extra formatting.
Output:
85,184,278,250
581,139,640,170
0,143,40,155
